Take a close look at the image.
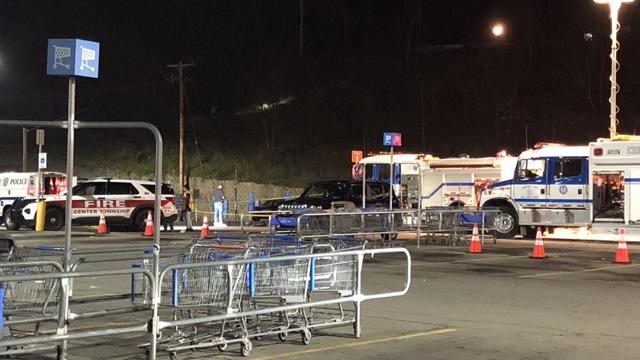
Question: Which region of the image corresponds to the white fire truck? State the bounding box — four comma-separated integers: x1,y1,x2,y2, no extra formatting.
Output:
480,139,640,238
0,171,69,226
353,153,517,209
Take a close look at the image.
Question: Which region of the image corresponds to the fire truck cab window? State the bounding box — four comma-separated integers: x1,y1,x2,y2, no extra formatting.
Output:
554,159,582,179
517,159,546,180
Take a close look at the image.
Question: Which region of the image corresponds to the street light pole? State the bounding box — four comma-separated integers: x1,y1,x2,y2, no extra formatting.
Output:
594,0,634,138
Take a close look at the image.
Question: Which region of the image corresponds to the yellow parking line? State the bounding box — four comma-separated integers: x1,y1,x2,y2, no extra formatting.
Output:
452,255,529,263
383,255,528,268
519,263,640,278
251,328,456,360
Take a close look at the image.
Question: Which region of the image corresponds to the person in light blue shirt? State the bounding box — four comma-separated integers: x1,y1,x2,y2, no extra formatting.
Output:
212,184,226,225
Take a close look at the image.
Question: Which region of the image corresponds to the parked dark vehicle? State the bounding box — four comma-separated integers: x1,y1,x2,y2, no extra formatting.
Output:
257,180,400,212
255,180,401,229
254,197,288,212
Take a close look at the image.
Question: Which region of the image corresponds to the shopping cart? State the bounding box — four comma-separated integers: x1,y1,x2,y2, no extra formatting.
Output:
1,244,64,346
136,242,255,357
303,237,365,334
0,245,64,317
52,45,71,70
79,46,96,72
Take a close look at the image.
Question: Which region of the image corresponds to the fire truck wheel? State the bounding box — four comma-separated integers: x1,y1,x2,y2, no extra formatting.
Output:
44,208,64,231
495,206,518,239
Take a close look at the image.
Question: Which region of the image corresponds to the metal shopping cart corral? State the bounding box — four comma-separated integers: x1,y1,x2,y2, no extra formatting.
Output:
420,207,501,246
137,234,370,358
145,247,410,359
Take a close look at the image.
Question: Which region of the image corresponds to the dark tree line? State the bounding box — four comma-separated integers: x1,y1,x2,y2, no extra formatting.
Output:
0,1,639,185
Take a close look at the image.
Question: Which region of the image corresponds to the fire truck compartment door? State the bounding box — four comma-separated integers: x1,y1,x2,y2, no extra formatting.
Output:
546,157,588,209
421,172,445,207
626,169,640,224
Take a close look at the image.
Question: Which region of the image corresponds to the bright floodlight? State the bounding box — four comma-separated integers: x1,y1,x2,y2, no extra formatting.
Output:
491,23,505,37
594,0,633,4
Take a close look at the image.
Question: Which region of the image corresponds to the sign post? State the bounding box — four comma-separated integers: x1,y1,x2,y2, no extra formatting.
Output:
383,132,402,210
383,132,402,239
351,150,367,208
34,130,46,231
46,38,99,360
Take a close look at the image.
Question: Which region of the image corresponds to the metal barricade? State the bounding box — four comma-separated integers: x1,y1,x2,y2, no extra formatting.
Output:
296,209,418,240
293,207,501,247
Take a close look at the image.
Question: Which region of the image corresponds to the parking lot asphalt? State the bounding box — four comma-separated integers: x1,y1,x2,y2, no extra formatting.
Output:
2,227,640,359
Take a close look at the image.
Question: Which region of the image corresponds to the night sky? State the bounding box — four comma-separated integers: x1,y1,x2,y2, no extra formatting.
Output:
0,1,639,183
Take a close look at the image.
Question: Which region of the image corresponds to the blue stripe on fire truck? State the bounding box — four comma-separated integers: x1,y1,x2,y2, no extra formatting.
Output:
513,198,592,204
422,182,475,199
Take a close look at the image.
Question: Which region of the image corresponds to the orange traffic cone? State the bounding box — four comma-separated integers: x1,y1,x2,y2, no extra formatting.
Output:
614,228,631,264
468,223,482,253
530,227,546,259
200,216,210,238
96,212,108,235
143,210,154,237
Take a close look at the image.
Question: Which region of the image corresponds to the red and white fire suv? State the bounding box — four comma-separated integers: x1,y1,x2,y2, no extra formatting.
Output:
6,178,177,231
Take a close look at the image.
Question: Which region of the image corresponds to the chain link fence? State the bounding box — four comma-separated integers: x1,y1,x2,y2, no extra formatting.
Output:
166,176,303,225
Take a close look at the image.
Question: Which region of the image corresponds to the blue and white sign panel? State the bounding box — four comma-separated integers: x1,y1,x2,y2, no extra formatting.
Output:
47,39,100,78
38,152,47,170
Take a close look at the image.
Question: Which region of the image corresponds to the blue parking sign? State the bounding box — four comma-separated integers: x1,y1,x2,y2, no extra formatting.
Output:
383,132,393,146
47,39,100,78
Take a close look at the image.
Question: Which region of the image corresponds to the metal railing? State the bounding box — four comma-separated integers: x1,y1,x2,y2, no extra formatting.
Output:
293,207,500,246
295,208,418,240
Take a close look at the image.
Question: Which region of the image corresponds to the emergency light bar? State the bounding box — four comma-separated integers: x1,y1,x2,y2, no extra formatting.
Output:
533,142,566,149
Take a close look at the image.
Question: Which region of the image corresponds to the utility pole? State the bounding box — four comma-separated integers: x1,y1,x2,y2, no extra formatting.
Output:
299,0,304,58
166,62,194,198
22,128,28,172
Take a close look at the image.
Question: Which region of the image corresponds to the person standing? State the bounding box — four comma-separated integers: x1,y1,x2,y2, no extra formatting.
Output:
162,184,176,232
213,184,226,226
181,185,193,232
